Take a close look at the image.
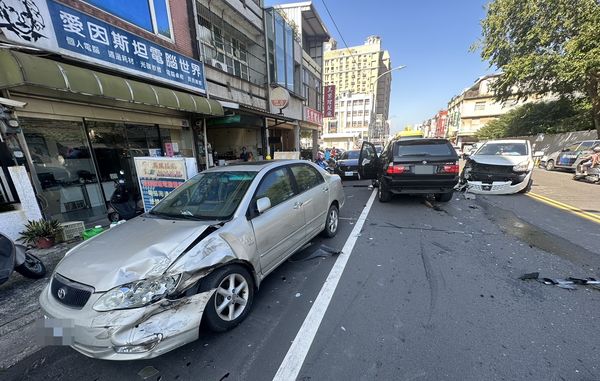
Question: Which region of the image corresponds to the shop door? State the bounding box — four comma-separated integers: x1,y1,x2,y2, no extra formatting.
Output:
20,118,106,224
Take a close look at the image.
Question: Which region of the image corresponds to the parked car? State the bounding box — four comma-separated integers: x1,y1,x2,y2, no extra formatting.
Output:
461,139,533,194
358,138,460,202
452,145,463,158
39,160,344,360
334,150,360,180
540,140,600,171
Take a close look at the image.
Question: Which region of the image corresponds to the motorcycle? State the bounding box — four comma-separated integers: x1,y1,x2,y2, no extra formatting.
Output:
572,158,600,184
106,170,144,222
0,233,46,286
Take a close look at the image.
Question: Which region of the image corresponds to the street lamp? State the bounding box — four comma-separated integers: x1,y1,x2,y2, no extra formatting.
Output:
369,65,406,142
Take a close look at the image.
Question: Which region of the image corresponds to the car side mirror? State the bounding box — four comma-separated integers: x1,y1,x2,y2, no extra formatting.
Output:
256,197,271,214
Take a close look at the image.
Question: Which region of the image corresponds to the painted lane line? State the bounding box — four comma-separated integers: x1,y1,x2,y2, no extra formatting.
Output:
528,192,600,222
527,193,600,225
272,189,377,381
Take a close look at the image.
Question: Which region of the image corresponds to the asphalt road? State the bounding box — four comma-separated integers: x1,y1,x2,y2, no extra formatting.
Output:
3,177,600,381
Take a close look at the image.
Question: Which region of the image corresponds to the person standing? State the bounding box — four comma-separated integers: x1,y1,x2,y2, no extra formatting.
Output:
240,146,249,161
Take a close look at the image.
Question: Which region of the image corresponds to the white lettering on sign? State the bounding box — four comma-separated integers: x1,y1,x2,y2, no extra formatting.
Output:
150,46,164,64
132,40,148,59
191,62,202,77
165,52,178,69
88,22,109,45
111,31,129,53
59,11,85,38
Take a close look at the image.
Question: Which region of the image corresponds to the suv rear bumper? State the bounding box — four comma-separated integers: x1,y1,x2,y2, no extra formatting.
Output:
380,175,458,194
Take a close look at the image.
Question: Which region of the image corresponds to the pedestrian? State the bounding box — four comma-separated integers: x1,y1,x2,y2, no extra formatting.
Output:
324,149,331,161
247,151,255,161
315,151,327,169
239,146,249,161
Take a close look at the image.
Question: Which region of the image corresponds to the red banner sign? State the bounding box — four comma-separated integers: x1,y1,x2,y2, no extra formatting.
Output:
323,85,335,118
304,106,323,125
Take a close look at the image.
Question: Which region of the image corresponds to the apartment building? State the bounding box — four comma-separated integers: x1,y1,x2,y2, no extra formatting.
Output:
322,36,392,146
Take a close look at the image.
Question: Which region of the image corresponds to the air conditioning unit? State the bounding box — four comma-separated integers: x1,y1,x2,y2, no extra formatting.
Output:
211,59,228,73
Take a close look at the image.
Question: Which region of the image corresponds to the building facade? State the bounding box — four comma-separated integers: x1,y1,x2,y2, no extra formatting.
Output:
0,0,224,235
322,36,392,146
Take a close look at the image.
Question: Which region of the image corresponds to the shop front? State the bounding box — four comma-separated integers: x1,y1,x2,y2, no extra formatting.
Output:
205,111,266,165
0,50,223,226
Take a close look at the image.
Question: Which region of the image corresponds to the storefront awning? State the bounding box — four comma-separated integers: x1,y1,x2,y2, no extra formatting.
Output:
0,49,223,116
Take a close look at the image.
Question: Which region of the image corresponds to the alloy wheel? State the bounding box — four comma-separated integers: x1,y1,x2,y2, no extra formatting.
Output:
214,273,250,322
328,208,339,234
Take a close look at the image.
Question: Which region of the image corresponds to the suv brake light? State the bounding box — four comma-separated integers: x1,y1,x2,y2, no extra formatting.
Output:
441,162,459,174
386,164,407,174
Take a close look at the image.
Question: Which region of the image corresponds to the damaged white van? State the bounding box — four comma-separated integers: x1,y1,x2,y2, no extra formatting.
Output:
461,140,534,194
39,160,344,360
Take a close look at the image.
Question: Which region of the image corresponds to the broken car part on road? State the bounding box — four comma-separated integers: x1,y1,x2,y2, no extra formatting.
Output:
519,272,600,290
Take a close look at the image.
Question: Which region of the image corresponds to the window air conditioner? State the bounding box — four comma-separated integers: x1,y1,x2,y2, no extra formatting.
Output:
211,59,228,73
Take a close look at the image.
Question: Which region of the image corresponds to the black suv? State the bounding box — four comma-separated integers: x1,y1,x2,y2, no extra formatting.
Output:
358,139,460,202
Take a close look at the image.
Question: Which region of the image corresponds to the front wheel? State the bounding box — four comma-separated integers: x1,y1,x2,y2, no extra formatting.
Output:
545,160,555,171
15,253,46,279
435,192,453,202
321,204,339,238
203,265,255,332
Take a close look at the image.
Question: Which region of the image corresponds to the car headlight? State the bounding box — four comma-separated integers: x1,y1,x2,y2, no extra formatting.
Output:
93,274,181,312
513,160,531,172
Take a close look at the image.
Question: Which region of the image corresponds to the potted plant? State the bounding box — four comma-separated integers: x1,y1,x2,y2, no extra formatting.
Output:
18,219,63,249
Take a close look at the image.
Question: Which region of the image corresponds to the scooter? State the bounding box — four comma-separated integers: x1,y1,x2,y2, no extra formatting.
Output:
106,170,144,222
573,159,600,184
0,233,46,286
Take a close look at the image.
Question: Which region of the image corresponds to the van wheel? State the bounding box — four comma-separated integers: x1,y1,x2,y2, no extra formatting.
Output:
545,160,555,171
435,192,453,202
378,182,392,202
202,265,254,332
321,204,339,238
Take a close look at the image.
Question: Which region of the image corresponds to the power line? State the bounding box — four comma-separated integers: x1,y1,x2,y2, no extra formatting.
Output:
320,0,359,66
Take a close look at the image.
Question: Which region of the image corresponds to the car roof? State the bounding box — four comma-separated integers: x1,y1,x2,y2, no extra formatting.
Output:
482,139,529,144
204,160,312,173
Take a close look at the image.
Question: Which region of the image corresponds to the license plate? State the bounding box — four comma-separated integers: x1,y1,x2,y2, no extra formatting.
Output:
345,171,355,177
482,185,492,191
414,165,434,175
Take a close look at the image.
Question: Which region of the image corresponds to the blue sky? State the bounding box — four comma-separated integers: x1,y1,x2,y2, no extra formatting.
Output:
269,0,496,133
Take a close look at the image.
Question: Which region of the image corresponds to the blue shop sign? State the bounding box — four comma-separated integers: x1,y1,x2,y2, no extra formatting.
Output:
46,0,206,93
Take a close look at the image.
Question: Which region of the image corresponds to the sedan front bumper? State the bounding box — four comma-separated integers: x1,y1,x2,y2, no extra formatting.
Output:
39,283,213,360
467,171,532,195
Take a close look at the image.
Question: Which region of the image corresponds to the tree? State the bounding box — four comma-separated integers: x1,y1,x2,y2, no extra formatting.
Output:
477,0,600,137
476,98,593,139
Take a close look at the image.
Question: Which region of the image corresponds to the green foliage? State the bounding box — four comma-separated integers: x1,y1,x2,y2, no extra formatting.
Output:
477,0,600,136
476,98,593,139
18,219,63,244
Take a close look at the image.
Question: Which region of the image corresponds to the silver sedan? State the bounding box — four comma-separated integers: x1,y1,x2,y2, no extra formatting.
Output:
39,160,344,360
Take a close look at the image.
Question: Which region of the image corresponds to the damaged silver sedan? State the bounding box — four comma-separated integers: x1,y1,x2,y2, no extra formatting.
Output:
461,140,534,194
39,160,344,360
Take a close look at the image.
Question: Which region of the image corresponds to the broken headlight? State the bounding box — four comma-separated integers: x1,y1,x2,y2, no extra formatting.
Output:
512,160,531,172
93,274,181,312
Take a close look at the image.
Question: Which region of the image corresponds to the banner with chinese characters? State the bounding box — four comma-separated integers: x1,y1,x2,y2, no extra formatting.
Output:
134,157,190,212
0,0,205,94
323,85,335,118
303,106,323,126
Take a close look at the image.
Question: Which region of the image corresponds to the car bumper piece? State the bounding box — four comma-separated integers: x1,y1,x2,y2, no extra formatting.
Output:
467,171,532,195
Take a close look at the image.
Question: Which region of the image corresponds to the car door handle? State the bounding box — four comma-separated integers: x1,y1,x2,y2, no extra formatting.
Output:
322,187,329,192
293,201,303,209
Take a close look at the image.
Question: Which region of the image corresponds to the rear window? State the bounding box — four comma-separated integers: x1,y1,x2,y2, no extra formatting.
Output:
394,141,454,157
342,151,360,159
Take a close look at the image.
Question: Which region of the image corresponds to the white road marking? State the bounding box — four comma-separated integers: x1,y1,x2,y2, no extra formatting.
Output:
272,189,378,381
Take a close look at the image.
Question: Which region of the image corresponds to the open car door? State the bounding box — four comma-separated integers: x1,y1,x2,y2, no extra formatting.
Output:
358,141,379,179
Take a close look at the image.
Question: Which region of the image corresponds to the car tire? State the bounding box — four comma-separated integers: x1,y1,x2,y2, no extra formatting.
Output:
202,265,255,333
434,192,453,203
378,181,392,203
321,204,339,238
545,160,555,171
15,253,46,279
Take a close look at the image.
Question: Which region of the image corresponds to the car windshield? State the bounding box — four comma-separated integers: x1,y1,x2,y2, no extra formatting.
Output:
394,141,454,156
150,171,257,220
341,151,360,160
477,143,528,156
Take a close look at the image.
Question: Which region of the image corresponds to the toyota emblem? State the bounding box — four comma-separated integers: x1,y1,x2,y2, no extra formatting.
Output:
422,160,428,164
57,287,67,300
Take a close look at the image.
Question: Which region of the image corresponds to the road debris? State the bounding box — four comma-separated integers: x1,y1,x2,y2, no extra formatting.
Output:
341,326,346,332
290,244,341,262
519,272,600,290
295,293,302,298
138,366,160,380
464,192,476,200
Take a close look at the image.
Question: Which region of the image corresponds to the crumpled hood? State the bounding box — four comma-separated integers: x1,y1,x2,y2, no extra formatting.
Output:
56,217,210,291
470,155,529,167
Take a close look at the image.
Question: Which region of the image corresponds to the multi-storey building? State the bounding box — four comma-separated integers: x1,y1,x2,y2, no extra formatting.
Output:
322,36,392,147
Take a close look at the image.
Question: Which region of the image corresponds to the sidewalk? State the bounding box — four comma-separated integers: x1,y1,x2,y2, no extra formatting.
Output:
0,241,77,370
